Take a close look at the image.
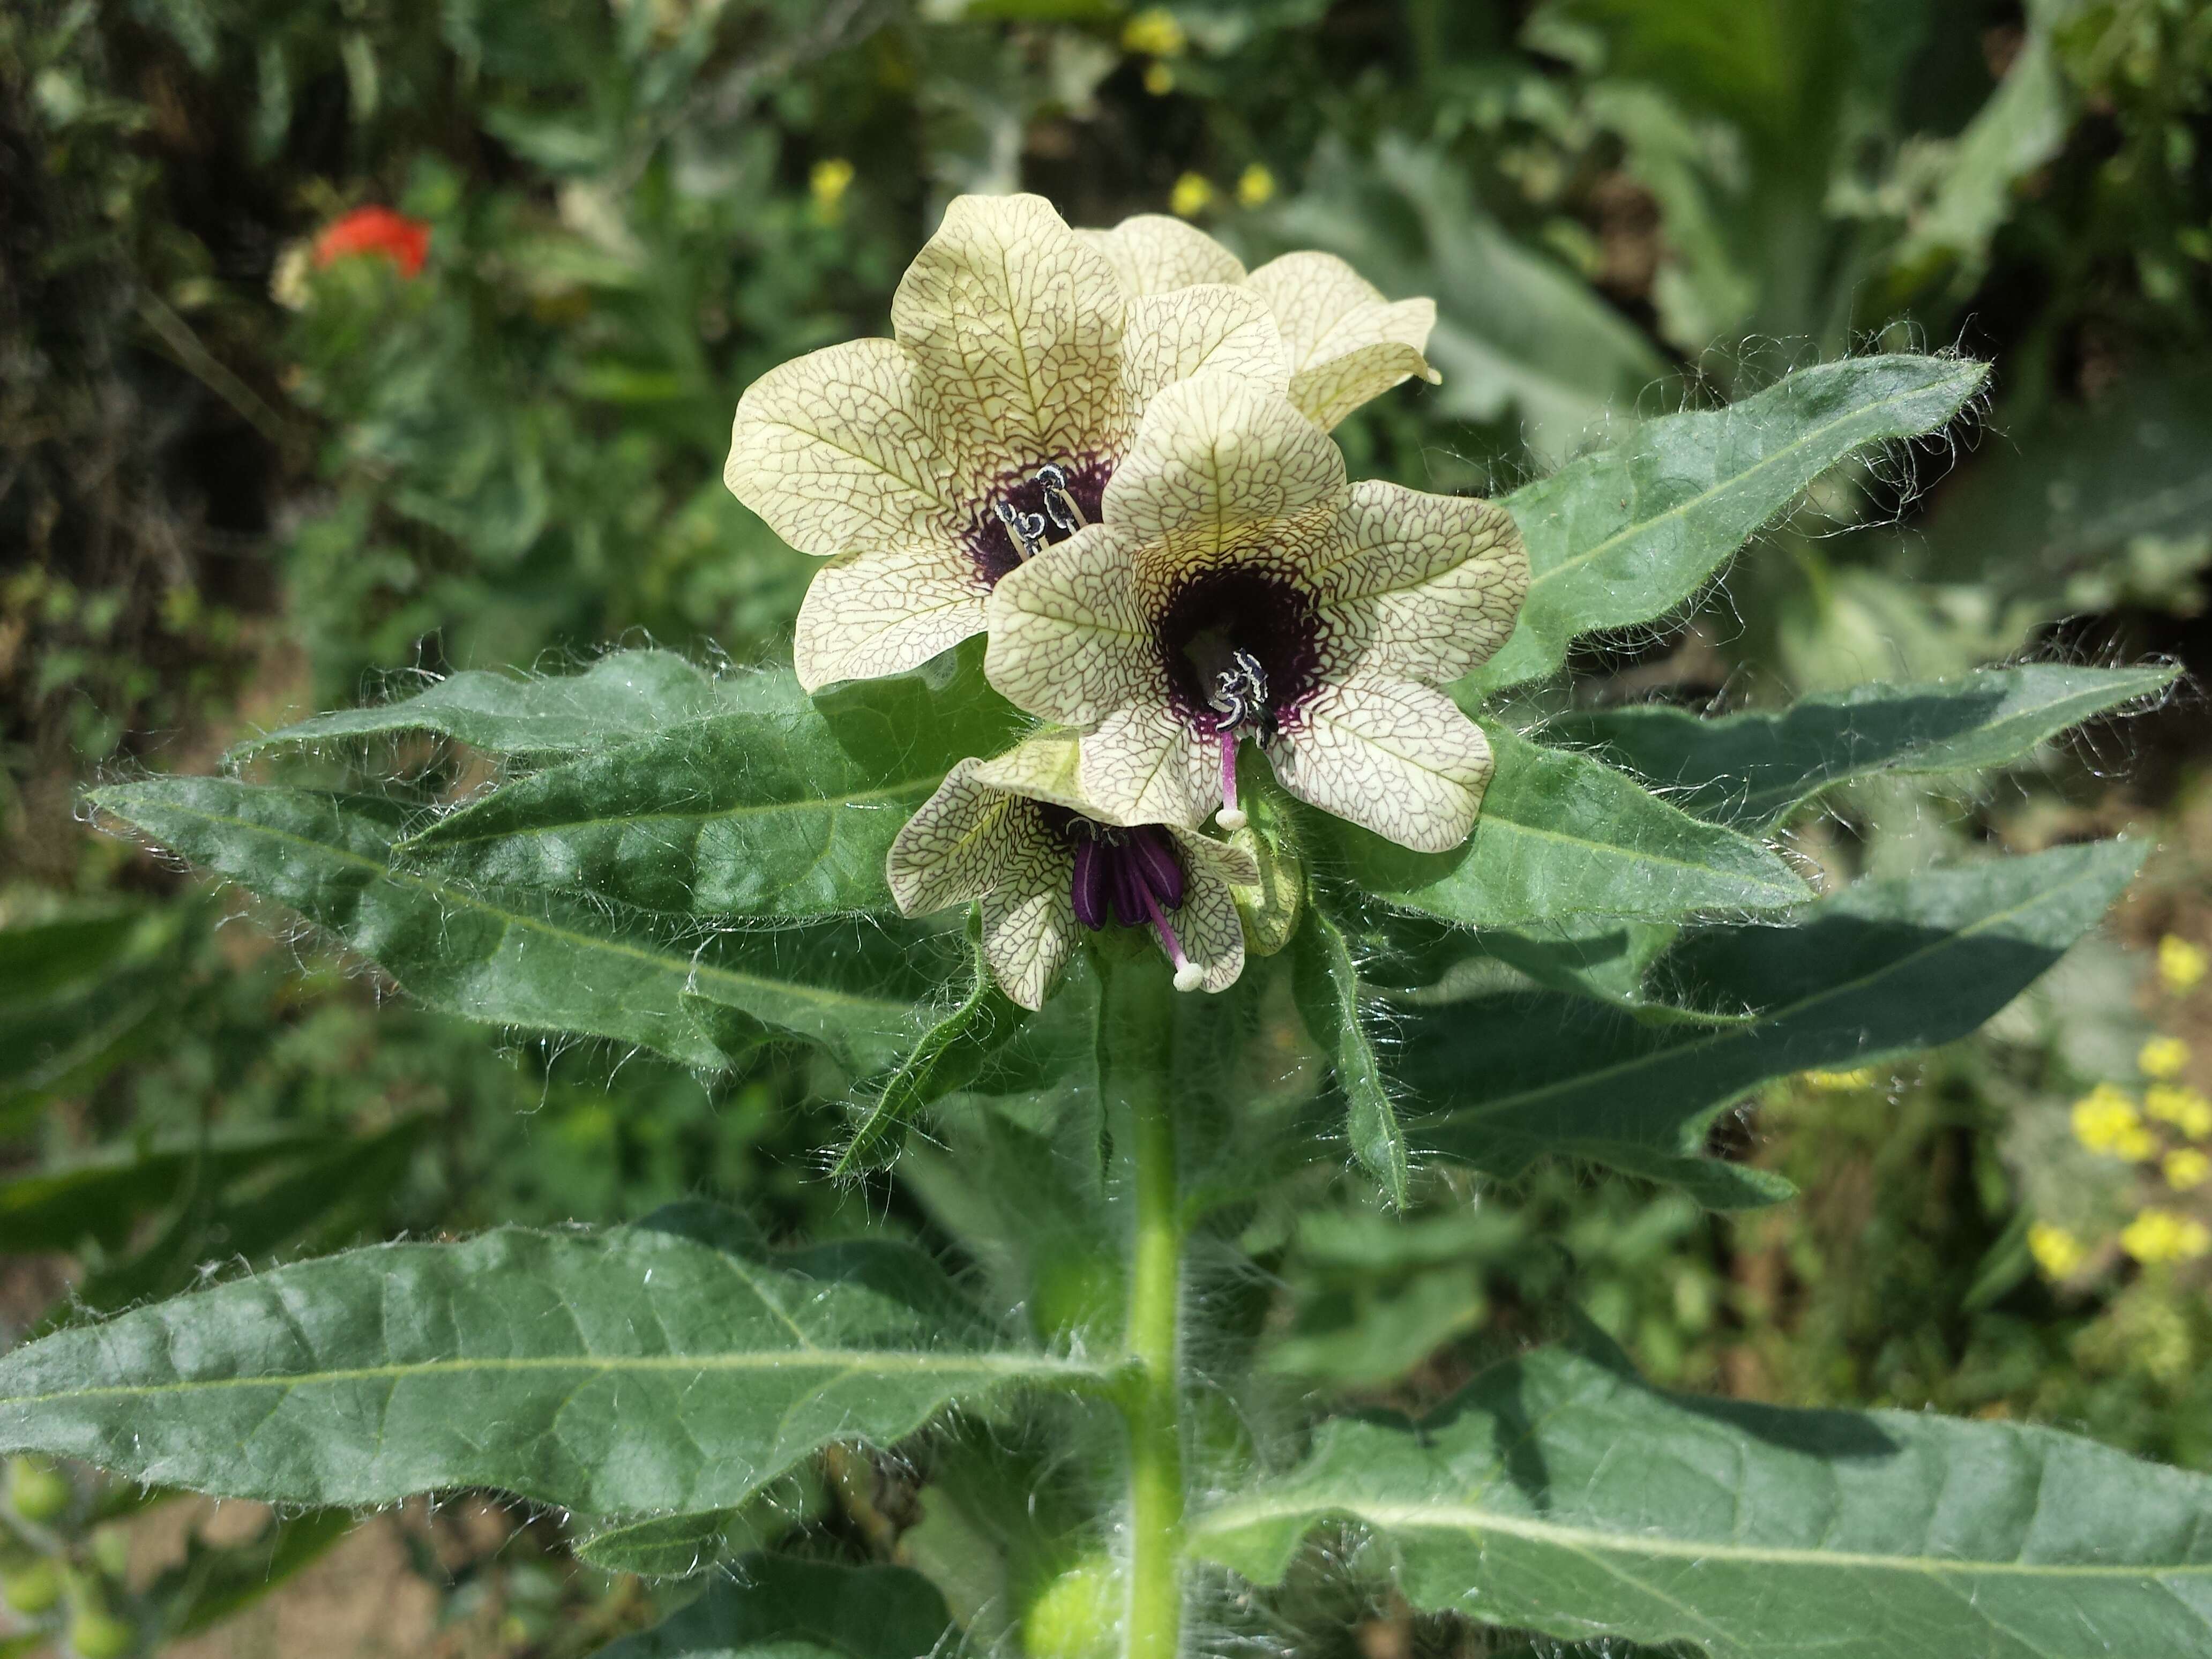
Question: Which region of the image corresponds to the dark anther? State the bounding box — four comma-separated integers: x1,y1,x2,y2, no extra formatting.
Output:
1036,462,1088,536
1208,649,1272,738
995,500,1047,562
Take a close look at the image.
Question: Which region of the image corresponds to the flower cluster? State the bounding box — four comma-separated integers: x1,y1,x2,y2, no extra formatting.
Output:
725,195,1527,1007
2037,1033,2212,1282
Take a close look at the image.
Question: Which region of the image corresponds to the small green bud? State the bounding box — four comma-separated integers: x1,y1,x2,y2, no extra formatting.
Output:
1019,1553,1123,1659
8,1457,71,1524
1,1558,62,1615
88,1524,131,1580
68,1605,136,1659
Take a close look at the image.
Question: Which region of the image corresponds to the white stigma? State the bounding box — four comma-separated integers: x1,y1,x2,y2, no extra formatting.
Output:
1173,963,1204,993
1215,806,1248,832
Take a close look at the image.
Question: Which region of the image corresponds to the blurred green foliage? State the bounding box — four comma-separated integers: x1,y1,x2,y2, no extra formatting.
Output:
4,0,2210,1650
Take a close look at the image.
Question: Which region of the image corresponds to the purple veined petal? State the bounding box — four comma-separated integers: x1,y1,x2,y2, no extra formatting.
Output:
1071,835,1110,931
1126,826,1186,911
1110,848,1148,929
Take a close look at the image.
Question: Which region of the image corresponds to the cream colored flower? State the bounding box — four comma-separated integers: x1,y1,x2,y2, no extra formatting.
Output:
982,371,1526,854
886,730,1256,1011
1077,213,1440,431
725,193,1288,692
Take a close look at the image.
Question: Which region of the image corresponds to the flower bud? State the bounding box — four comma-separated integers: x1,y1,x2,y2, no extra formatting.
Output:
8,1458,70,1525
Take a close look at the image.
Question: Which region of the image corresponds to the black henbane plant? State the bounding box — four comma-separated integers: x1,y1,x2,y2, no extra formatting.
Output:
26,195,2208,1658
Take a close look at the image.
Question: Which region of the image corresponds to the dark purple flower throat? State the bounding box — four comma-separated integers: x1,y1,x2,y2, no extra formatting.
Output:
965,457,1111,587
1038,806,1199,986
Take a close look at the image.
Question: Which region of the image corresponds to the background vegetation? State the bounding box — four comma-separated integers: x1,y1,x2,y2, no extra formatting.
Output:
4,0,2211,1651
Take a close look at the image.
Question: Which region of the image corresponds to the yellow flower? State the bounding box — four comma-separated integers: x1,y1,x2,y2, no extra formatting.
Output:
1169,172,1214,219
1122,8,1187,58
2165,1148,2211,1191
809,158,855,216
2139,1035,2191,1080
2145,1083,2212,1139
1236,163,1276,208
2027,1222,2086,1279
1803,1067,1874,1092
2072,1085,2156,1160
2120,1208,2212,1265
2160,934,2208,993
1143,62,1175,96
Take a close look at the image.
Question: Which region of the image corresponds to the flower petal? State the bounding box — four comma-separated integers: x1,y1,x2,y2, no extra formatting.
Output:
1120,285,1289,412
980,872,1078,1012
1244,251,1439,430
794,543,989,692
1313,480,1529,684
983,524,1160,728
1078,702,1217,829
1266,674,1491,853
892,194,1129,486
1078,214,1246,297
971,727,1092,814
1164,830,1253,993
1101,372,1346,561
886,758,1035,915
726,337,962,558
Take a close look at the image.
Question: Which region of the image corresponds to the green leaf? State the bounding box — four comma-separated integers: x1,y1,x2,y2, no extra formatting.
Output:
89,778,951,1074
49,1117,432,1330
0,1128,327,1256
0,1204,1102,1514
1192,1344,2212,1659
397,641,1023,920
1553,663,2176,831
1291,906,1407,1207
1273,136,1671,460
227,648,751,764
1473,354,1989,690
1916,365,2212,614
1334,725,1809,929
0,907,189,1118
596,1555,953,1659
1400,839,2144,1205
833,916,1032,1180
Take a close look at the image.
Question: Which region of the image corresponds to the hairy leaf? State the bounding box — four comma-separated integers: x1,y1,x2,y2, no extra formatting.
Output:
1473,355,1989,690
1400,839,2144,1205
0,1205,1102,1514
1334,726,1808,929
1554,663,2175,830
1193,1345,2212,1659
596,1555,953,1659
89,778,951,1073
1292,906,1408,1206
833,917,1031,1180
398,643,1023,919
227,649,750,764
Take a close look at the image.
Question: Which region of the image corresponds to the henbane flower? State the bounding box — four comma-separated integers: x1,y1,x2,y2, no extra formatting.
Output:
1077,214,1439,432
887,731,1256,1010
724,193,1288,691
982,369,1526,854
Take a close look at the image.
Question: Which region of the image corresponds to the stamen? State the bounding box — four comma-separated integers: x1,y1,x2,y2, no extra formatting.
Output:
995,500,1046,561
1132,871,1204,993
1216,730,1245,833
1206,649,1268,833
1036,462,1089,534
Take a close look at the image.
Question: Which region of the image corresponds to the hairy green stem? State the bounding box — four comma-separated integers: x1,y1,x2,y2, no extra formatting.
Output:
1100,946,1186,1659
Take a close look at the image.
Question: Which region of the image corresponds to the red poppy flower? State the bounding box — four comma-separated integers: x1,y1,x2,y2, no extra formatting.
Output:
312,207,431,278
